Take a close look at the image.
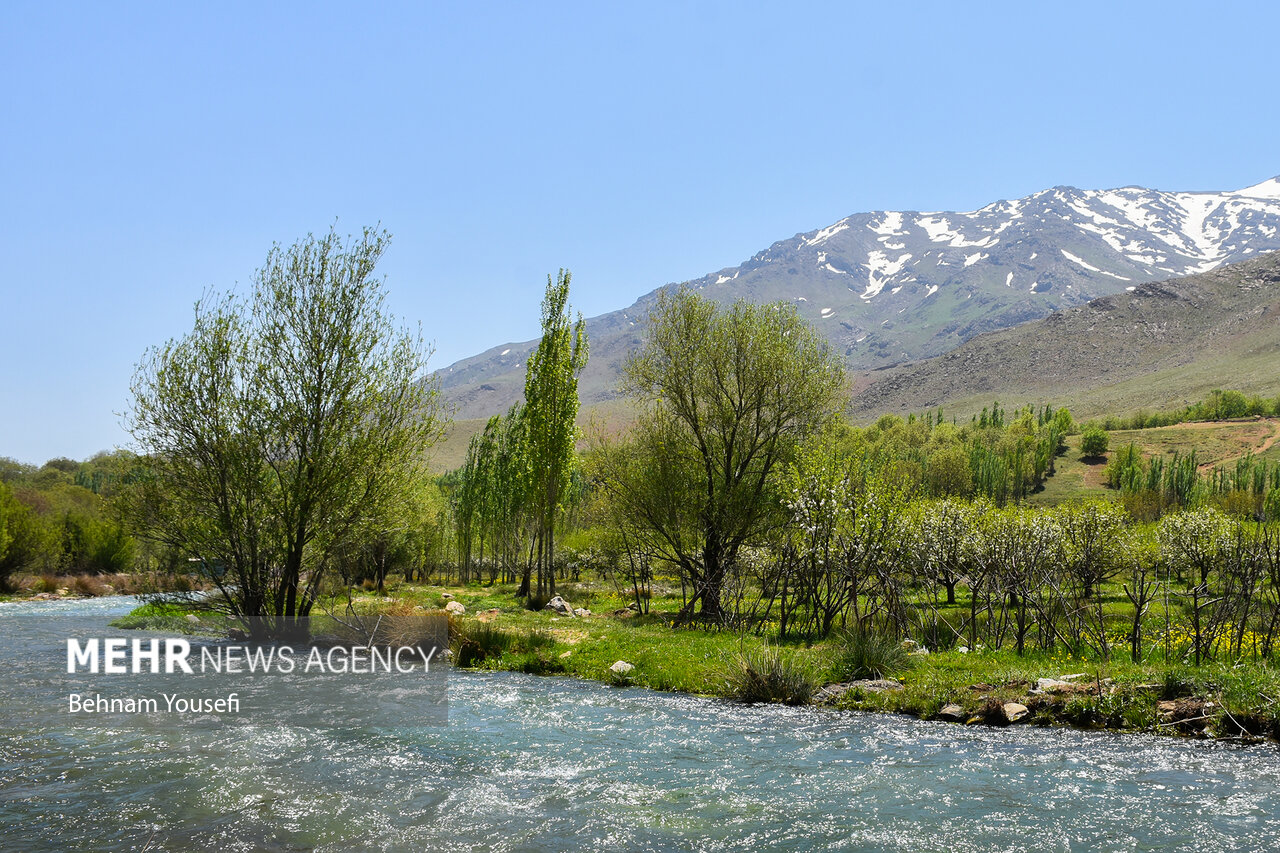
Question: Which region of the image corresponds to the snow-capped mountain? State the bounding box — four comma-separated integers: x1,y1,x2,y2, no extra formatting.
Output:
438,177,1280,420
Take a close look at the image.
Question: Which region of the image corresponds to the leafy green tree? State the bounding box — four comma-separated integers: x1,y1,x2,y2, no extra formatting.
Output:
522,270,588,599
61,511,135,574
456,403,532,585
0,458,36,484
1080,425,1109,459
921,425,972,496
126,227,443,640
616,289,846,624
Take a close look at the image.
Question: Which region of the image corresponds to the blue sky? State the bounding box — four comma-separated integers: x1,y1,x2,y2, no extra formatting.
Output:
3,1,1278,464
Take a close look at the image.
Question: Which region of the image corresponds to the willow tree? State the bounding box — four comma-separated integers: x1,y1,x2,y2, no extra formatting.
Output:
127,227,443,640
615,289,846,624
522,270,588,599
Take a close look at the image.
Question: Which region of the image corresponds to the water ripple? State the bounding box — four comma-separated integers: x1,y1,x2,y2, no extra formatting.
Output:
3,600,1279,851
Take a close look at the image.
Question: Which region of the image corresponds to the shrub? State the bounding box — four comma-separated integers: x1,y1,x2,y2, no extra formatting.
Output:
377,602,448,650
519,626,556,651
450,620,516,668
1160,669,1197,700
1080,425,1109,459
32,574,60,593
831,632,911,681
727,644,815,705
607,664,635,687
71,575,109,597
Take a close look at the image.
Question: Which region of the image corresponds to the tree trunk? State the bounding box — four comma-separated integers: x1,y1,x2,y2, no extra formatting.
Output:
699,541,726,624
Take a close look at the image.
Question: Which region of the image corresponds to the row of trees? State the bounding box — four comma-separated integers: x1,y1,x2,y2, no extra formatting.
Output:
1094,388,1280,431
1107,444,1280,520
760,478,1280,663
434,288,1280,647
447,272,588,599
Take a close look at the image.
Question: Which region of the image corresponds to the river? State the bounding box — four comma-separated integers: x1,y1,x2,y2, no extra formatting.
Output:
2,597,1278,851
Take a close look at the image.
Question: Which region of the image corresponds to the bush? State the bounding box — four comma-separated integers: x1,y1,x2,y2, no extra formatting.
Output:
377,602,448,650
450,620,515,668
109,602,197,632
519,626,556,651
1160,669,1198,700
727,644,815,705
831,632,911,681
450,620,560,669
31,574,60,593
1080,425,1109,459
71,575,110,596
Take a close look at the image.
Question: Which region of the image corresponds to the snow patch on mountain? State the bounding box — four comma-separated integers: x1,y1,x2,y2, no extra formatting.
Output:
917,216,998,248
805,219,851,247
862,251,913,299
868,211,906,236
1235,177,1280,199
1060,249,1131,281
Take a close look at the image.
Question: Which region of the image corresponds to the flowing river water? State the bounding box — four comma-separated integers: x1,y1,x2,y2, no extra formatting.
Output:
2,597,1279,852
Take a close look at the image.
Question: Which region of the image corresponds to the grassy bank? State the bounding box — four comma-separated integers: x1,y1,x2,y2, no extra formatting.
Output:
114,578,1280,744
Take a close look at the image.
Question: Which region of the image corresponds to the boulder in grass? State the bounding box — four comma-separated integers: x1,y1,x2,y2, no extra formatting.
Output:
544,596,574,617
609,660,634,676
573,608,591,617
814,679,903,704
1034,677,1087,695
444,601,466,615
937,703,966,722
1003,702,1030,723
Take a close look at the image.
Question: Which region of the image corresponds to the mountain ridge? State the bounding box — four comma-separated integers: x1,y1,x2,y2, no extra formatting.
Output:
437,176,1280,421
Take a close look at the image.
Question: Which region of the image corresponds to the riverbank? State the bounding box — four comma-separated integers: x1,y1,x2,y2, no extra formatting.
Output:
114,579,1280,744
0,570,207,602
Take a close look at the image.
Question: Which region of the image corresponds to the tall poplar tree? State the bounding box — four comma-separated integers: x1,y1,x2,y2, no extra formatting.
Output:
522,270,588,599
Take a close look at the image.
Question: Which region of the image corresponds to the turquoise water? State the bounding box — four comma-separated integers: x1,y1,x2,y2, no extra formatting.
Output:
2,597,1278,852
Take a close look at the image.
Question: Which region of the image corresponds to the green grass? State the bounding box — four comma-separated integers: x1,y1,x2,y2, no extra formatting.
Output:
108,601,228,634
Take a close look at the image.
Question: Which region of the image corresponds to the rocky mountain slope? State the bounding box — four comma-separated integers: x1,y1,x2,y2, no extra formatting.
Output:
438,177,1280,420
850,251,1280,420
